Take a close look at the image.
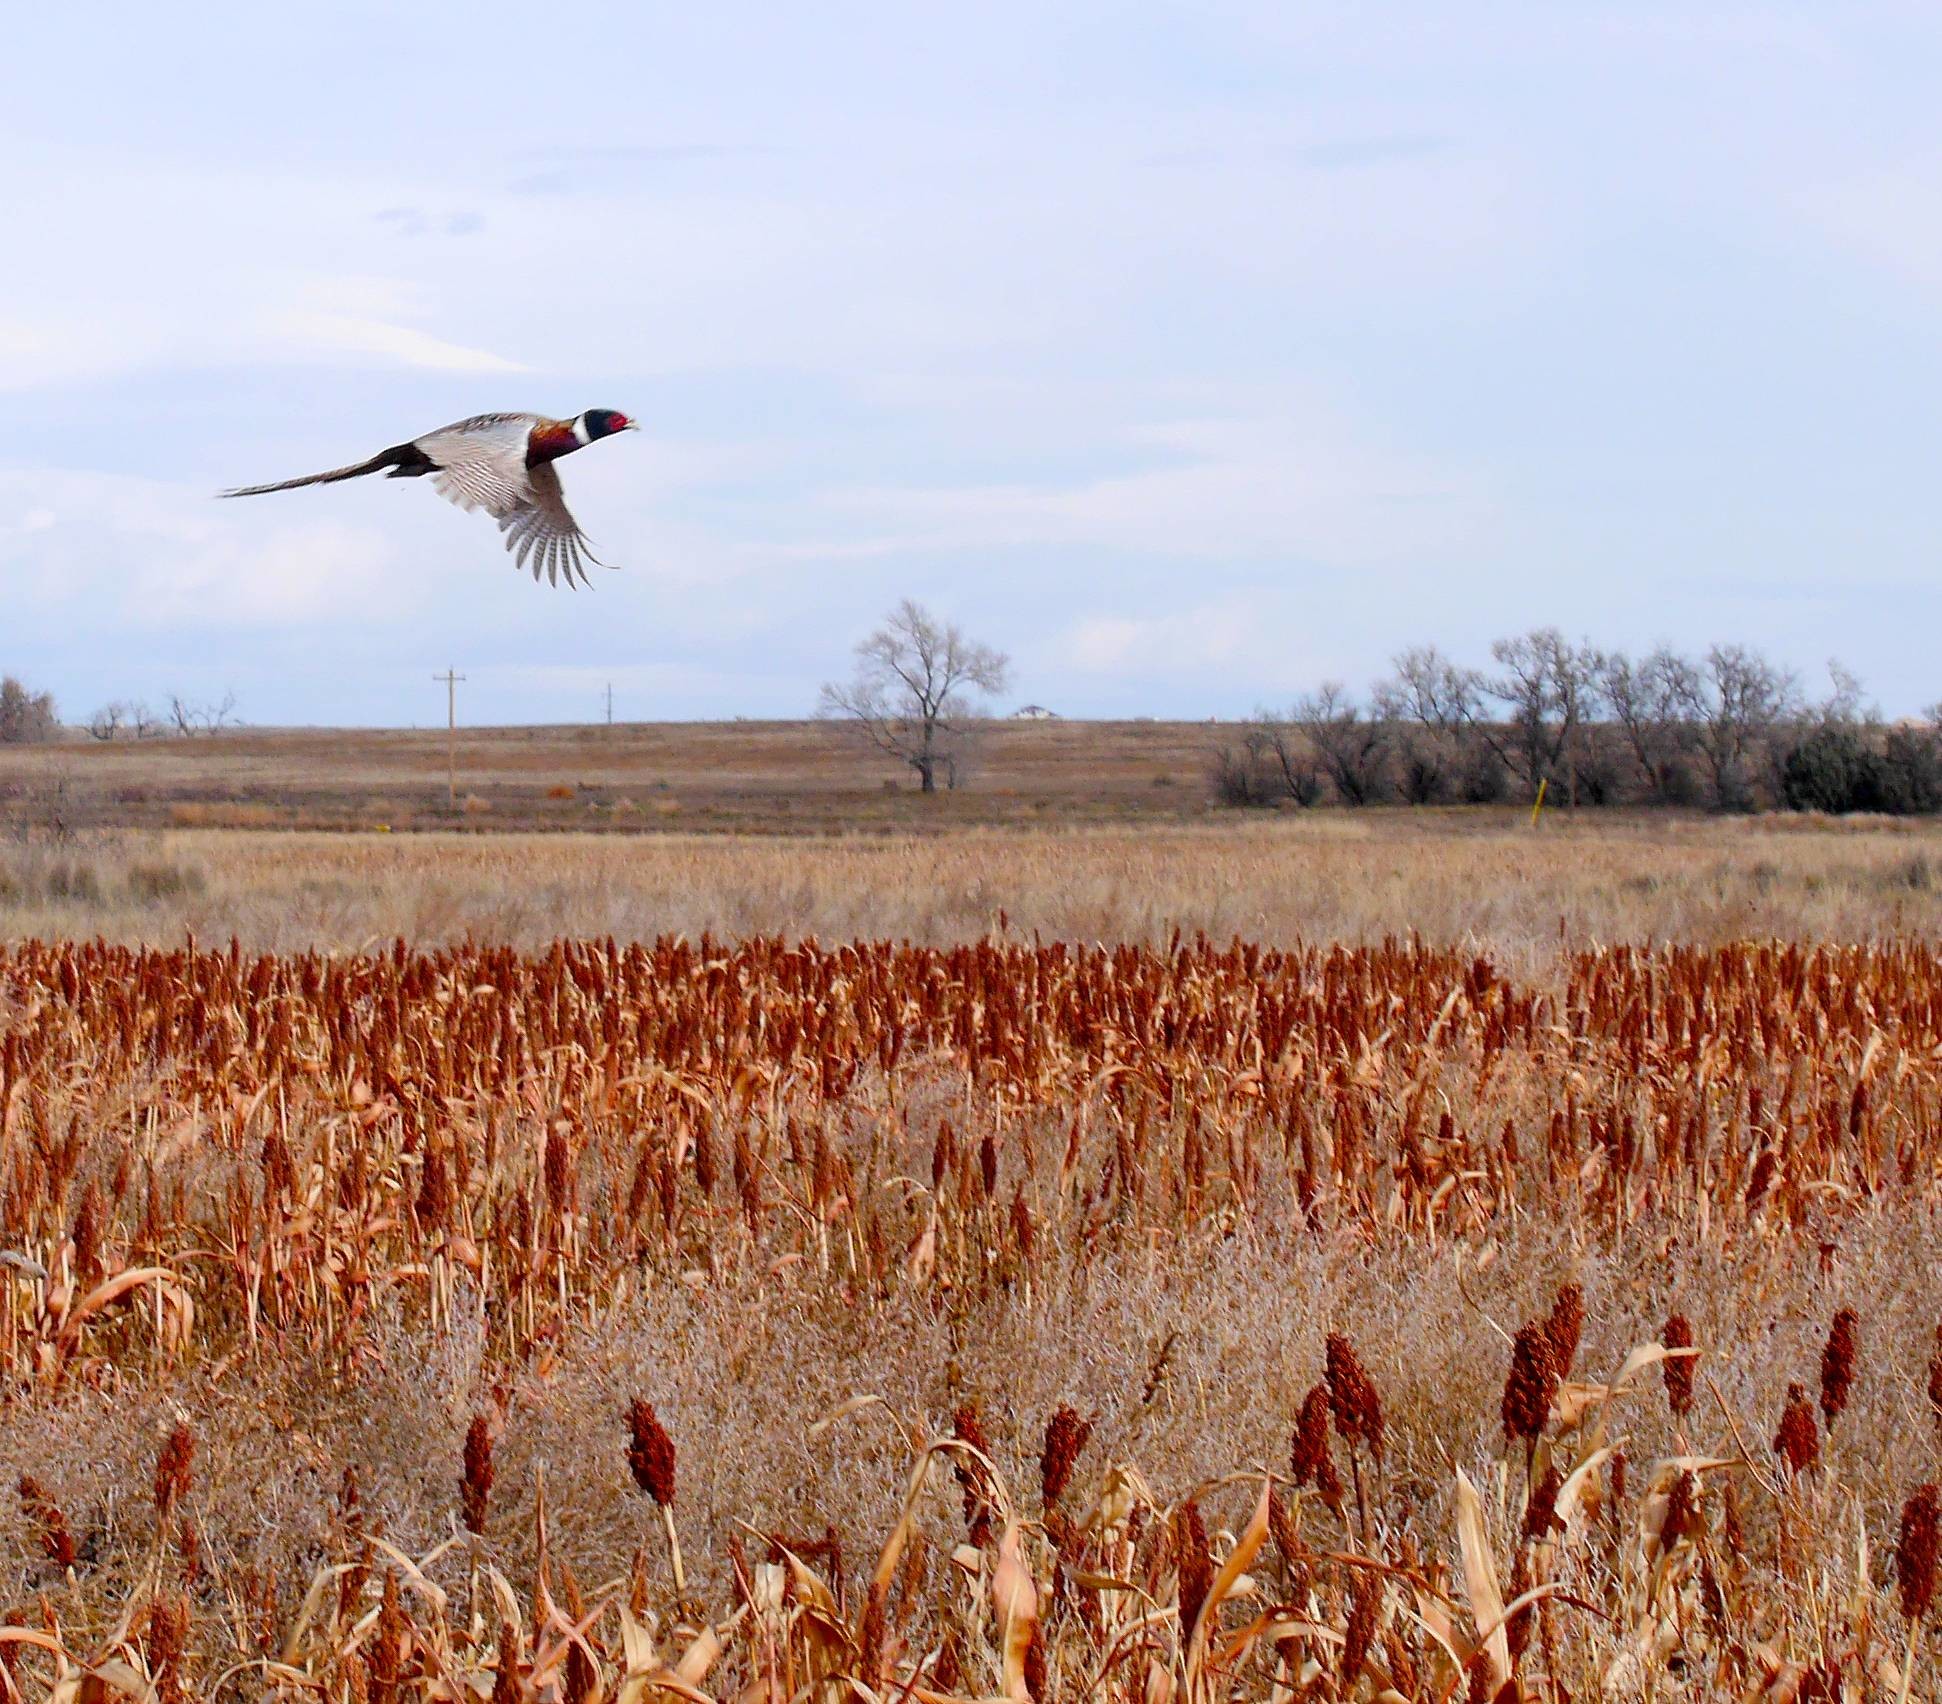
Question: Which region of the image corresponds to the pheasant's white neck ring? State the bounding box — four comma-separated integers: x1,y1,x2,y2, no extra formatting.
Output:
571,415,594,446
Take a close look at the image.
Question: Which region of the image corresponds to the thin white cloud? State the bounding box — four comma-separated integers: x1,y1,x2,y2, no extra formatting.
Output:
1802,158,1942,293
811,416,1493,565
0,470,410,627
276,313,527,373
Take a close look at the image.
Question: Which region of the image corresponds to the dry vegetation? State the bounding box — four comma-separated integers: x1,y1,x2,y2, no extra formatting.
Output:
3,800,1942,1698
7,815,1942,963
0,720,1219,835
0,905,1940,1700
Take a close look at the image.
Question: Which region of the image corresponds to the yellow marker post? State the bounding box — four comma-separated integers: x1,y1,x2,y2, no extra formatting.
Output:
1530,777,1548,827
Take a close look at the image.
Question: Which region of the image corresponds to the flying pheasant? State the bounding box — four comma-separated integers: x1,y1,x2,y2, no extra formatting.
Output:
218,409,639,588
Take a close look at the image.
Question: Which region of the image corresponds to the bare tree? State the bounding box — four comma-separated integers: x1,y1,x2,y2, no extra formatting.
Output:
1273,684,1390,804
0,676,59,744
1373,645,1486,803
1601,647,1700,802
1477,629,1605,805
1670,644,1801,810
88,702,127,742
818,601,1010,793
1209,731,1312,807
1234,720,1323,806
167,691,240,737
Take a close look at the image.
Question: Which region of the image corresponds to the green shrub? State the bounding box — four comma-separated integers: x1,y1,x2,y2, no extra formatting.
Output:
1781,723,1942,816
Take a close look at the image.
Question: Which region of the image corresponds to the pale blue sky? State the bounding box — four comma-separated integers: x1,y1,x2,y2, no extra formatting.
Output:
3,3,1940,724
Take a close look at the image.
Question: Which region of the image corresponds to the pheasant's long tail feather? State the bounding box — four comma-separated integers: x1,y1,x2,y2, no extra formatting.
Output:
217,446,412,498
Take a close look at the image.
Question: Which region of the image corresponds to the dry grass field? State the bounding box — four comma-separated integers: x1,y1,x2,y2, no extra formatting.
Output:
3,753,1942,1700
0,720,1221,835
7,813,1942,963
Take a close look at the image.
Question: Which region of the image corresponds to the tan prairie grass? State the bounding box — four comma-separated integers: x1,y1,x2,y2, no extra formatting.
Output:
0,934,1941,1697
7,813,1942,962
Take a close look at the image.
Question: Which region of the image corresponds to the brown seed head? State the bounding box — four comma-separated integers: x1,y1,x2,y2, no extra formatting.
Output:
1288,1383,1329,1483
1324,1334,1385,1462
372,1573,403,1704
153,1423,194,1521
1819,1308,1858,1428
1383,1626,1420,1700
72,1181,102,1287
1522,1466,1563,1541
1662,1314,1696,1417
1040,1405,1092,1509
1465,1651,1493,1704
1265,1486,1303,1585
417,1143,452,1228
951,1404,995,1547
1502,1320,1559,1444
145,1591,188,1704
1774,1382,1820,1476
1721,1477,1747,1566
1661,1471,1700,1553
543,1126,573,1221
1898,1484,1941,1623
490,1620,521,1704
1173,1500,1212,1643
461,1414,494,1534
626,1399,677,1506
1022,1623,1047,1701
1010,1187,1035,1262
17,1476,76,1570
856,1580,887,1687
1340,1569,1380,1691
1928,1326,1942,1431
1545,1282,1585,1381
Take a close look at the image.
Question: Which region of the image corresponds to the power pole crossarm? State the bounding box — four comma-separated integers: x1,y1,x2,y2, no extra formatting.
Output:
433,669,466,810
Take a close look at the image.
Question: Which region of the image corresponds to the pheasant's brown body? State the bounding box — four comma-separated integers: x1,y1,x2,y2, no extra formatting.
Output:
524,419,584,465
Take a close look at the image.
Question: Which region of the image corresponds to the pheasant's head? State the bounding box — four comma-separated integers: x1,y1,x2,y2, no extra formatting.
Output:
579,408,639,440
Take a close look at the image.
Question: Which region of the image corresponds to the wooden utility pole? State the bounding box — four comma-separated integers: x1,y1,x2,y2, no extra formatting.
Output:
605,682,614,727
433,668,466,809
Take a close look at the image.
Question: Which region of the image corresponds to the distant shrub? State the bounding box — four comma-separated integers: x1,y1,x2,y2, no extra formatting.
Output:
127,862,205,904
1459,750,1510,805
1395,746,1451,805
546,785,576,801
1883,727,1942,814
44,860,103,903
0,676,58,744
462,794,493,814
1571,742,1626,807
1781,723,1942,816
1781,724,1870,813
1209,746,1273,808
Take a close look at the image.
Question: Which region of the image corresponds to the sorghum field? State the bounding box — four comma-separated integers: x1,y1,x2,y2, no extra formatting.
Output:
4,820,1942,1701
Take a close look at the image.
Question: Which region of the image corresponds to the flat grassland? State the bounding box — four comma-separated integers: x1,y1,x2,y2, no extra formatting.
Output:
2,742,1941,1701
5,812,1942,959
0,718,1223,834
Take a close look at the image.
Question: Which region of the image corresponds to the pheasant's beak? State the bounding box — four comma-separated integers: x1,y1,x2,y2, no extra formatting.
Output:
625,420,641,431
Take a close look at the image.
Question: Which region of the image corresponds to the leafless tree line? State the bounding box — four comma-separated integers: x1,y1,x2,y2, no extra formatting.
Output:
88,692,240,741
1219,629,1936,813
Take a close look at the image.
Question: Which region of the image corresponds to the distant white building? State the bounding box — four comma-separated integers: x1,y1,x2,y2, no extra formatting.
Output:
1012,704,1059,720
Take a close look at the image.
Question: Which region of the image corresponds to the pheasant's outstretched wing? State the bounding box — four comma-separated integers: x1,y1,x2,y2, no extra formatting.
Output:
496,461,613,589
414,413,545,520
